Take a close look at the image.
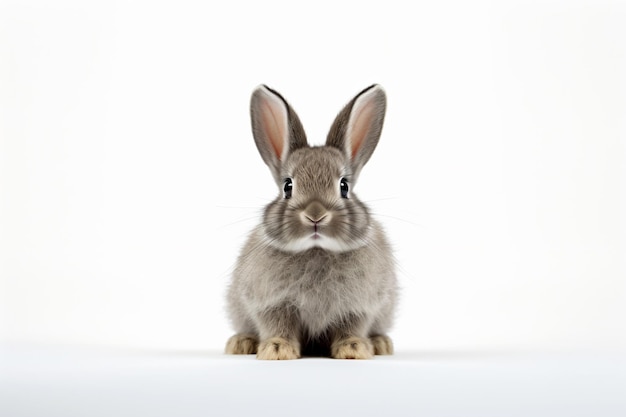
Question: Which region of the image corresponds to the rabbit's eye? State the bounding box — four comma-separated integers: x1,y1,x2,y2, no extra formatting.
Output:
340,178,349,199
283,178,293,199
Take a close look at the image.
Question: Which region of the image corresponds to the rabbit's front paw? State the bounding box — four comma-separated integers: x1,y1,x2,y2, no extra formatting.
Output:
370,335,394,355
331,337,374,359
225,334,259,355
257,337,301,360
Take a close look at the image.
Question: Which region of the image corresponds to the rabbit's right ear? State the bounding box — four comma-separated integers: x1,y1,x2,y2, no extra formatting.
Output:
250,85,308,182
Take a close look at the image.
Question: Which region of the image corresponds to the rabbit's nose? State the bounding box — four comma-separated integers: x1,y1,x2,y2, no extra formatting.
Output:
301,201,331,225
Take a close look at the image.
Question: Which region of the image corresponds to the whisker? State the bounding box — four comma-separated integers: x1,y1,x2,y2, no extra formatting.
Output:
360,196,401,203
369,212,425,228
215,205,265,210
218,215,263,229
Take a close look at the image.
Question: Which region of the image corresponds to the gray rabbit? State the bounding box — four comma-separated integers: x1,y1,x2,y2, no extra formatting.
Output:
225,85,397,359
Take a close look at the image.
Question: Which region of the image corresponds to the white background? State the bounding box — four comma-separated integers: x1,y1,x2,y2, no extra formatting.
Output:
1,0,625,353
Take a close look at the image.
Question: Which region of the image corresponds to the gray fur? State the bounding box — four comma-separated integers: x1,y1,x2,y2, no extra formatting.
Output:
226,85,397,359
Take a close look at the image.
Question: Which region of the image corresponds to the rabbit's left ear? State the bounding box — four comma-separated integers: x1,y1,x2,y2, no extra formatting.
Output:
326,85,387,179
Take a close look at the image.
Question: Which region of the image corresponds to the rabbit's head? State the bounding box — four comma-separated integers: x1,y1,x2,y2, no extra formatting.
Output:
251,85,386,253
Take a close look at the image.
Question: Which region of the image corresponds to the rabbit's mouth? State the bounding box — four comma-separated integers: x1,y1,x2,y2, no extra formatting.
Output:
305,233,341,251
312,223,321,239
300,209,330,241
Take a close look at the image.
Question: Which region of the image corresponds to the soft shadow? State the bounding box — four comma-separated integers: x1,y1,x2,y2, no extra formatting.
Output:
28,345,226,358
390,348,542,361
121,348,538,361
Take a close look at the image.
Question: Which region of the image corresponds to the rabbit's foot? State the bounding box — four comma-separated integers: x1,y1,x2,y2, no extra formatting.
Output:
225,333,259,355
257,337,300,360
370,335,394,355
331,336,374,359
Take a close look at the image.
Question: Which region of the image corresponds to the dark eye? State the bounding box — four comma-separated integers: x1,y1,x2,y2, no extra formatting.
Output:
283,178,293,199
340,177,349,199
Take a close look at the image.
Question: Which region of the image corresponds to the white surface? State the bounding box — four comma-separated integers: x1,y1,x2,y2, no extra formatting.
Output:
1,0,625,352
1,345,625,417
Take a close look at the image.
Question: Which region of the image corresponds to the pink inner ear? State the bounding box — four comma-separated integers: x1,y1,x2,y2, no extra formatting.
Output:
349,100,375,159
260,94,288,160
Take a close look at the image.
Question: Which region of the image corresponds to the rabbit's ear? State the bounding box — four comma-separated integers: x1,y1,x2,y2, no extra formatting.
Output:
250,85,308,181
326,85,386,179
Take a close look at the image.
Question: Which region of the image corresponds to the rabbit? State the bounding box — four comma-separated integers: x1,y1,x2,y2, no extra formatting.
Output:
225,84,397,360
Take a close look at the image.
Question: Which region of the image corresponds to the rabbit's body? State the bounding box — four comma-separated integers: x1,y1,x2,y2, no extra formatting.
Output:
225,85,397,359
228,221,396,342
